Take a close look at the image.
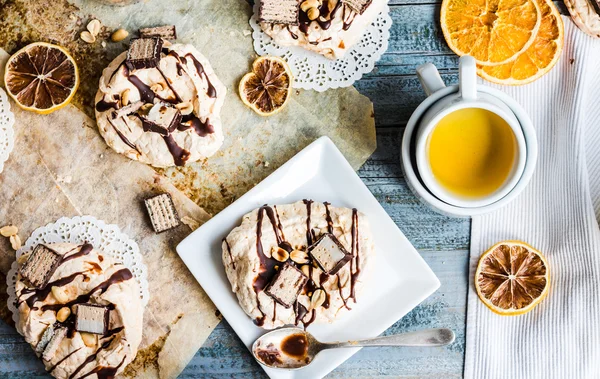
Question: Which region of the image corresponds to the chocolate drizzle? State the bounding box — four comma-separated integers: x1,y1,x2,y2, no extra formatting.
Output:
298,1,343,34
185,53,217,98
68,337,116,379
41,268,133,312
78,356,127,379
62,244,94,263
47,347,82,373
19,271,87,310
253,205,281,326
178,114,215,137
95,100,118,112
350,209,360,302
251,201,361,328
223,238,236,269
107,116,139,152
163,134,191,166
324,202,333,234
127,75,156,103
303,199,315,246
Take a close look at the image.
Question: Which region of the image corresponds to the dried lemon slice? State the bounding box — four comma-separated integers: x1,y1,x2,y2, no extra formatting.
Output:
441,0,542,66
239,56,293,116
4,42,79,115
477,0,564,85
475,240,550,315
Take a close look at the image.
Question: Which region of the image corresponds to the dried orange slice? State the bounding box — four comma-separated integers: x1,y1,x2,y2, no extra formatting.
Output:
475,241,549,315
239,56,293,116
4,42,79,114
477,0,564,85
441,0,542,66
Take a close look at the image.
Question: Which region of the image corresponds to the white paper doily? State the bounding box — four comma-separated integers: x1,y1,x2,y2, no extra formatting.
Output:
250,3,392,92
0,87,15,173
7,216,149,329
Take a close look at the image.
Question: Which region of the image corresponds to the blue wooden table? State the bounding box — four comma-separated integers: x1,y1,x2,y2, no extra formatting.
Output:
0,0,570,377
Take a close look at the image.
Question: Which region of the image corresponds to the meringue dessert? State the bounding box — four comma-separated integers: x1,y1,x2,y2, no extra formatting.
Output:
95,36,226,167
15,243,143,379
258,0,388,59
222,200,374,329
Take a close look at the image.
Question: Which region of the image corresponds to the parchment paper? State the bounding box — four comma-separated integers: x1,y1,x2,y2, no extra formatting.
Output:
0,0,377,376
1,0,377,215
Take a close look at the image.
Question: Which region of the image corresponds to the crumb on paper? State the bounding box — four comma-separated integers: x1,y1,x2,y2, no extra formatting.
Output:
264,161,269,167
243,30,252,36
57,175,72,184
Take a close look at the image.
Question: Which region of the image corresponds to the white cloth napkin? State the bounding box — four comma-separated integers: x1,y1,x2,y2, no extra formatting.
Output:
465,17,600,379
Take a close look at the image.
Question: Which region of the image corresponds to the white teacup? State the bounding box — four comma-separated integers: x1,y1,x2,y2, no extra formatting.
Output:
414,56,527,208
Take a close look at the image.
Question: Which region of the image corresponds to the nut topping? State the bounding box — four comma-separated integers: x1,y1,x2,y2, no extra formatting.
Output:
175,101,194,115
310,289,326,310
272,247,290,262
301,0,321,12
300,264,311,277
9,234,21,250
51,286,69,304
290,249,310,264
80,332,97,348
80,31,96,44
87,20,102,37
120,89,130,107
111,28,129,42
307,7,320,20
0,225,18,237
150,82,165,93
56,307,71,323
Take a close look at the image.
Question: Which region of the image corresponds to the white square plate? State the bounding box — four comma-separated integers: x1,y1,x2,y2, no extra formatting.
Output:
176,137,440,379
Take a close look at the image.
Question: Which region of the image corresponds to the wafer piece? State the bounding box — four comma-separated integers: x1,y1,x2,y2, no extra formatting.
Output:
20,244,62,289
259,0,300,25
308,233,352,274
341,0,373,14
139,103,182,136
74,304,110,335
139,25,177,40
42,327,67,361
126,37,163,70
35,324,56,355
265,262,307,308
144,193,180,233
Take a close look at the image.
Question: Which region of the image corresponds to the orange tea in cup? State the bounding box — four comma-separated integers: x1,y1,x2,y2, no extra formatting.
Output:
427,107,517,198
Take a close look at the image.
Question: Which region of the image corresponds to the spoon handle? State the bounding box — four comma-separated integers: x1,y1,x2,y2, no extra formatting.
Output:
323,328,455,348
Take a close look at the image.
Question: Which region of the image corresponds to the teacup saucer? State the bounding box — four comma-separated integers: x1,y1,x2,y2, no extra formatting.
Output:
401,84,538,217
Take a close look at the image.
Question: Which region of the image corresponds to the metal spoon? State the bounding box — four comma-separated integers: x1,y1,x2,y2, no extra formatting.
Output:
252,327,455,370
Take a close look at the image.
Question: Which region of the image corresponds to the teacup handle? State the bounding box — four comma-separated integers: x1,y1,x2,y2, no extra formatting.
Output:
459,56,477,101
416,63,446,96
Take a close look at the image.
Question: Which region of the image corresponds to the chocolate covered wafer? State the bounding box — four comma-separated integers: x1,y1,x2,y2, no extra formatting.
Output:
144,193,180,233
342,0,373,14
126,37,163,70
42,326,67,361
308,233,352,274
35,324,57,355
138,102,182,136
259,0,300,25
20,244,62,289
265,262,307,308
139,25,177,40
74,304,110,335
